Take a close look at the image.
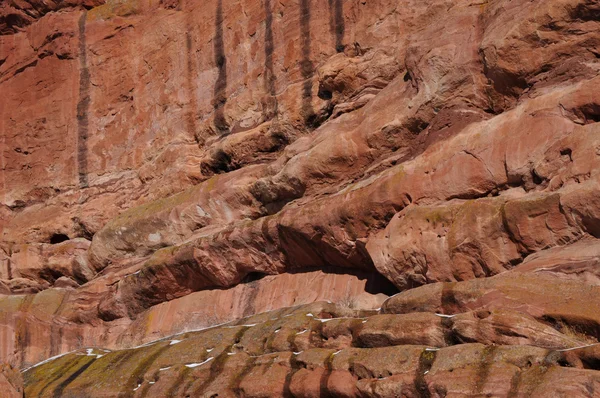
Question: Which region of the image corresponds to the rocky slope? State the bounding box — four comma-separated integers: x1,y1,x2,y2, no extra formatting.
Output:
1,0,600,395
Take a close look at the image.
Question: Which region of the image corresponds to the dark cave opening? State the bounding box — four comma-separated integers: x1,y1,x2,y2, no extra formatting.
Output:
49,233,70,244
241,272,267,284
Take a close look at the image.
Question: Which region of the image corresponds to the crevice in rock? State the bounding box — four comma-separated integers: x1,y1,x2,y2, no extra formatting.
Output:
201,149,235,175
570,2,600,21
49,234,70,245
541,315,600,343
580,356,600,371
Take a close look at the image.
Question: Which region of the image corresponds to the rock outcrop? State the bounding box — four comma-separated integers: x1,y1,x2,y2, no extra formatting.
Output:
23,298,600,397
1,0,600,395
0,363,23,398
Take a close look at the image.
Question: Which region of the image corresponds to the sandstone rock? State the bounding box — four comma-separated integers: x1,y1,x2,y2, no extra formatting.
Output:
22,303,599,397
2,0,600,393
0,363,23,398
354,313,447,348
7,239,93,288
382,270,600,345
0,271,389,368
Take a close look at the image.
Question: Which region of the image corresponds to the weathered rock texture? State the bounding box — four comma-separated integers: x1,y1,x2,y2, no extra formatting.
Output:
1,0,600,394
0,362,23,398
22,300,600,397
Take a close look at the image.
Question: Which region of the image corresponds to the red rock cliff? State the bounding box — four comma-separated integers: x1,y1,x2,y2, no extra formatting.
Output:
1,0,600,395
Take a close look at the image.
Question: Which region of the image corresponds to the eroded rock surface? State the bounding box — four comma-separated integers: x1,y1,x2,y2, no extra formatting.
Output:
1,0,600,395
23,301,600,397
0,363,23,398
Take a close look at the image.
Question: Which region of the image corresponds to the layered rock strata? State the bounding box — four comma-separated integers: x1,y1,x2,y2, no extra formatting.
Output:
0,0,599,395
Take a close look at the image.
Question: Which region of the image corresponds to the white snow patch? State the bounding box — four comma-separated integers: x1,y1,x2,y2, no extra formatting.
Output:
133,383,141,391
149,381,155,385
362,320,367,323
132,341,158,350
296,329,308,335
159,366,171,371
424,370,429,375
293,351,303,355
557,343,600,352
425,348,440,352
242,324,257,327
185,357,214,368
435,313,455,318
332,350,342,356
306,313,314,317
169,339,182,345
206,348,214,352
227,352,236,356
96,355,104,359
22,350,78,372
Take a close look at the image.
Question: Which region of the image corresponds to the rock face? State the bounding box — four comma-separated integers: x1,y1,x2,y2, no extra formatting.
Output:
1,0,600,395
0,363,23,398
22,301,600,397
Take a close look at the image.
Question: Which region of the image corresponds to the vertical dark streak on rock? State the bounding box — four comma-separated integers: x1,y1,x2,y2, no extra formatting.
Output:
319,351,335,397
213,0,229,134
440,282,459,315
328,0,345,52
184,0,201,144
17,295,33,366
49,291,70,357
263,0,278,121
231,356,257,394
414,349,435,397
185,32,199,142
167,366,191,397
37,358,85,398
123,344,170,396
475,345,498,395
299,0,315,125
242,279,260,317
507,368,523,398
194,327,250,395
52,357,95,398
76,10,90,188
6,256,12,279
